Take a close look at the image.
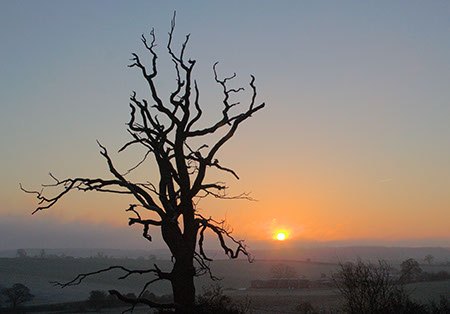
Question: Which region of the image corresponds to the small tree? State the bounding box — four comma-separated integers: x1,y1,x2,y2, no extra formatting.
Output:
22,13,264,312
400,258,422,283
16,249,27,258
1,283,34,310
88,290,107,311
424,254,434,265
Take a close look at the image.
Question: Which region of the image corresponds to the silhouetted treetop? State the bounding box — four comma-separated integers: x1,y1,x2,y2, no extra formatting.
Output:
22,12,264,313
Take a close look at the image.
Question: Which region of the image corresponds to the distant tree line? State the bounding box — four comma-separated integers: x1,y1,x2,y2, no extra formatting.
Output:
399,258,450,283
13,248,157,261
270,263,298,279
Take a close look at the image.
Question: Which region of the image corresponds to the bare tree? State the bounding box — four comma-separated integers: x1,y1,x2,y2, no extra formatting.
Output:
335,259,448,314
22,13,264,312
333,259,404,314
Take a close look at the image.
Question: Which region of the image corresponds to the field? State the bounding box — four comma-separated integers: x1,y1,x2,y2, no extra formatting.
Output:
0,257,449,312
0,257,342,302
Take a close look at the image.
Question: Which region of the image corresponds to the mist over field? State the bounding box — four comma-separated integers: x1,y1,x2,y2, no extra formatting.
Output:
1,246,449,264
1,249,449,312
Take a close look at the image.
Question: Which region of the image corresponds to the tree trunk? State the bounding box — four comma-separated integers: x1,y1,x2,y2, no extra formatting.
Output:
161,218,197,313
171,257,196,313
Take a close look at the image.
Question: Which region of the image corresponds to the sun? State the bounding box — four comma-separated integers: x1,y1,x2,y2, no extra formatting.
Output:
275,232,287,241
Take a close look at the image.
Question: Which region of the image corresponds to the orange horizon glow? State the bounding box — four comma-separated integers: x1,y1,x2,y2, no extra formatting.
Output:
12,187,449,246
19,190,448,245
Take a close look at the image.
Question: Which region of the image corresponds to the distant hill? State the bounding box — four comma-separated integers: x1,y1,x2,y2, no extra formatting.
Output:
1,246,448,264
251,246,450,264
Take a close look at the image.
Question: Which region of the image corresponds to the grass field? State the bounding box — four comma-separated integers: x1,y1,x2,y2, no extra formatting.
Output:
0,257,341,303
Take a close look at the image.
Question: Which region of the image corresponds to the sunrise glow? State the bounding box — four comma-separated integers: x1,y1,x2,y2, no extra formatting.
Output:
1,1,449,252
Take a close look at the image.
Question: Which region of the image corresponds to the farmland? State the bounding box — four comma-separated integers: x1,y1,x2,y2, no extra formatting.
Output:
1,255,448,312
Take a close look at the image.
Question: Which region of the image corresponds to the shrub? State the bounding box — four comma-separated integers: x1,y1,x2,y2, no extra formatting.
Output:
333,259,427,314
87,290,107,311
195,284,249,314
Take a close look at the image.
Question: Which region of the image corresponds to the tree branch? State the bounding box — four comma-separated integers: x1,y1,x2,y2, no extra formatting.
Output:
50,265,170,288
196,215,253,262
109,290,177,310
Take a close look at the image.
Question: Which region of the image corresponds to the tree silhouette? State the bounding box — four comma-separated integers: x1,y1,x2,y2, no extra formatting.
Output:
333,260,414,314
87,290,107,311
424,254,434,265
1,283,34,310
16,249,27,258
22,13,264,312
399,258,422,283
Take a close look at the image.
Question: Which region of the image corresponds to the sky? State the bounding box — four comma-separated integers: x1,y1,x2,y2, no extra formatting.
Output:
1,1,449,251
